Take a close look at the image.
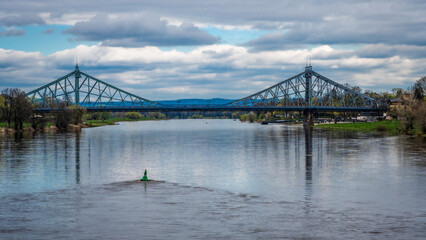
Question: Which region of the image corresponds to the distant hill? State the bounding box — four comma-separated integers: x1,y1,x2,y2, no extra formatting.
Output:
157,98,235,105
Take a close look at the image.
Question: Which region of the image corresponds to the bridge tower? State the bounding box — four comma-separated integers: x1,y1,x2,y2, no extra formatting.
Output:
74,64,81,106
303,64,314,126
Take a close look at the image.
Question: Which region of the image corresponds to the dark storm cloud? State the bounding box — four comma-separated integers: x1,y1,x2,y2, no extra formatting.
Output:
63,14,219,47
0,14,45,26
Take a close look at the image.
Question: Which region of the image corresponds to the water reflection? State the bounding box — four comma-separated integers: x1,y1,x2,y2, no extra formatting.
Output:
304,128,313,184
303,128,314,224
1,120,425,239
75,132,80,184
0,120,425,205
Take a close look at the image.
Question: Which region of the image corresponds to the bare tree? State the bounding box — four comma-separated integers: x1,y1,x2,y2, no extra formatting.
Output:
397,105,415,133
52,101,73,129
413,76,426,101
13,89,34,130
413,101,426,133
1,88,33,130
417,76,426,91
69,105,87,125
0,94,4,124
1,89,13,128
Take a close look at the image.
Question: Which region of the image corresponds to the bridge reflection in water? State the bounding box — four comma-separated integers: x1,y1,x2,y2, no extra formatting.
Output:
71,122,317,197
305,128,313,184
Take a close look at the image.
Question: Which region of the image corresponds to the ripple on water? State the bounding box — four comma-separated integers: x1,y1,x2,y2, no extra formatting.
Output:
1,120,425,239
0,180,425,240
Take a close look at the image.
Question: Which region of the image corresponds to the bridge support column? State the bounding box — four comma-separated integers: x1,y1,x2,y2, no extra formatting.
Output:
303,110,314,127
74,64,81,106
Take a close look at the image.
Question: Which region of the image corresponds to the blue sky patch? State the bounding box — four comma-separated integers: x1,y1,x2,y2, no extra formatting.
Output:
0,25,96,55
202,27,270,46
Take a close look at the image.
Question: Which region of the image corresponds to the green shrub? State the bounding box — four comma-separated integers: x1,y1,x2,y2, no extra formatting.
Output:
376,124,387,132
239,114,248,121
85,112,111,121
125,112,142,119
247,111,257,122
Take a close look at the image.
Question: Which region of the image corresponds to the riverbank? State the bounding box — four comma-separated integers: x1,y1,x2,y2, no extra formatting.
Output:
0,122,55,134
314,119,426,136
84,117,159,127
0,124,83,135
0,117,160,134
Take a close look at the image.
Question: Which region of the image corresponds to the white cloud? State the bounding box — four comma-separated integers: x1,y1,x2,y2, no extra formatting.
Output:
1,44,425,99
2,0,424,48
0,48,44,67
63,13,219,47
40,13,96,25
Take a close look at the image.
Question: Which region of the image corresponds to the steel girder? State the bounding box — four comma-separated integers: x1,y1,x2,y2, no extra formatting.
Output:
228,66,383,110
33,106,384,113
26,65,159,109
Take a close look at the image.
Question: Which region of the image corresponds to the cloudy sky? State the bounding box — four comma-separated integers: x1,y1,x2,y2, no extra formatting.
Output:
0,0,425,100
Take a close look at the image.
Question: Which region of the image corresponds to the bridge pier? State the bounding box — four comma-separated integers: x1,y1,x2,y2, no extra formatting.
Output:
303,110,314,127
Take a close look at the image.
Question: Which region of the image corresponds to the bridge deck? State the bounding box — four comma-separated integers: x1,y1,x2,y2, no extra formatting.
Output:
35,105,386,113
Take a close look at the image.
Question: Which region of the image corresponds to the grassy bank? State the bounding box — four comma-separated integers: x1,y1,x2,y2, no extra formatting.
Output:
315,120,402,135
84,117,158,127
0,122,55,129
0,117,157,130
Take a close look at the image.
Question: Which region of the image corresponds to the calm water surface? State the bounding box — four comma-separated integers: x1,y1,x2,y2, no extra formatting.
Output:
0,119,425,239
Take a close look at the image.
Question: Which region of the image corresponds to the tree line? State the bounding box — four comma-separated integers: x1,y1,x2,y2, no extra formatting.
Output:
235,77,426,134
1,76,425,133
390,76,426,134
0,88,169,131
0,88,88,131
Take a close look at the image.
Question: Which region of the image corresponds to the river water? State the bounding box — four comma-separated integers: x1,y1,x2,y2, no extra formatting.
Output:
0,119,425,239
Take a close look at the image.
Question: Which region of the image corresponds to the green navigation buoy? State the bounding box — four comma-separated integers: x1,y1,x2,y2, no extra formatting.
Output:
141,169,149,181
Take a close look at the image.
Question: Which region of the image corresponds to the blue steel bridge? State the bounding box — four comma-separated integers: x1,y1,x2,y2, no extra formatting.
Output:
26,65,387,124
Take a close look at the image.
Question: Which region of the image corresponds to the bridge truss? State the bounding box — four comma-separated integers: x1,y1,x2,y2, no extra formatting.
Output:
27,65,385,115
26,65,159,109
227,66,382,112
